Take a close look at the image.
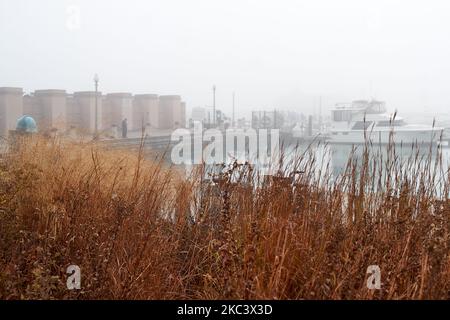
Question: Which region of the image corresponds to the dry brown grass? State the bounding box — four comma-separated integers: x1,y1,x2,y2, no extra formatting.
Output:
0,135,448,299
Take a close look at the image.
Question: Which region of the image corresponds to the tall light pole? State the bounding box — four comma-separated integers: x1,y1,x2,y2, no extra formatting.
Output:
94,74,99,138
212,85,216,127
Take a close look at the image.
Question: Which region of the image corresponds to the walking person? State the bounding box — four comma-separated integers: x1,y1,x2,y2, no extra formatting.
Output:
121,118,128,138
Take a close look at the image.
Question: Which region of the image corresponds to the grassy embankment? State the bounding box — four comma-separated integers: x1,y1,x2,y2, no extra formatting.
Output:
0,136,448,299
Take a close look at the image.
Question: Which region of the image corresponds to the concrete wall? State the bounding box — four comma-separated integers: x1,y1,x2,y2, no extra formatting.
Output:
23,95,39,122
133,94,159,130
103,93,133,129
66,95,79,128
0,87,186,135
0,87,24,137
159,95,182,129
179,101,186,128
34,89,67,131
71,91,103,133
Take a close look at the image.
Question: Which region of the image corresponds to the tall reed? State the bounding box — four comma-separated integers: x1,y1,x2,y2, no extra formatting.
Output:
0,135,448,299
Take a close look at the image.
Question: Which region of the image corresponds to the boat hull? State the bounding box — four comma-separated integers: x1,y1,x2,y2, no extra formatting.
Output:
328,129,443,145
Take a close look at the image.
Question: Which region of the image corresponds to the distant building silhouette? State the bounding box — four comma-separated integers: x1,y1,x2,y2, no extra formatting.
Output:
0,87,187,138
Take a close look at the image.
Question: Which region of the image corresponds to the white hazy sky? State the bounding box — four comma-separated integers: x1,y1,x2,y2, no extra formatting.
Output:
1,0,450,118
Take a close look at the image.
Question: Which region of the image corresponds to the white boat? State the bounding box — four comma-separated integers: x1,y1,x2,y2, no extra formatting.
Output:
328,100,444,145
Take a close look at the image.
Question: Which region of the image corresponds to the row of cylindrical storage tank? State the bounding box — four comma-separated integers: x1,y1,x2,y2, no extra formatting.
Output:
0,87,186,137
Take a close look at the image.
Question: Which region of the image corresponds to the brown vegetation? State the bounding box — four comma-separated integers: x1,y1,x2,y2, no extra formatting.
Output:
0,136,448,299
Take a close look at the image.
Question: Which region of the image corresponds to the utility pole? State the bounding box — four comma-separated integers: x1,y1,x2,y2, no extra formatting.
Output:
94,74,99,138
232,92,235,128
212,85,216,126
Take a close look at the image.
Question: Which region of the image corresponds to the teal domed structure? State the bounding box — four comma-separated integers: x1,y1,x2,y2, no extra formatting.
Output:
16,115,37,133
